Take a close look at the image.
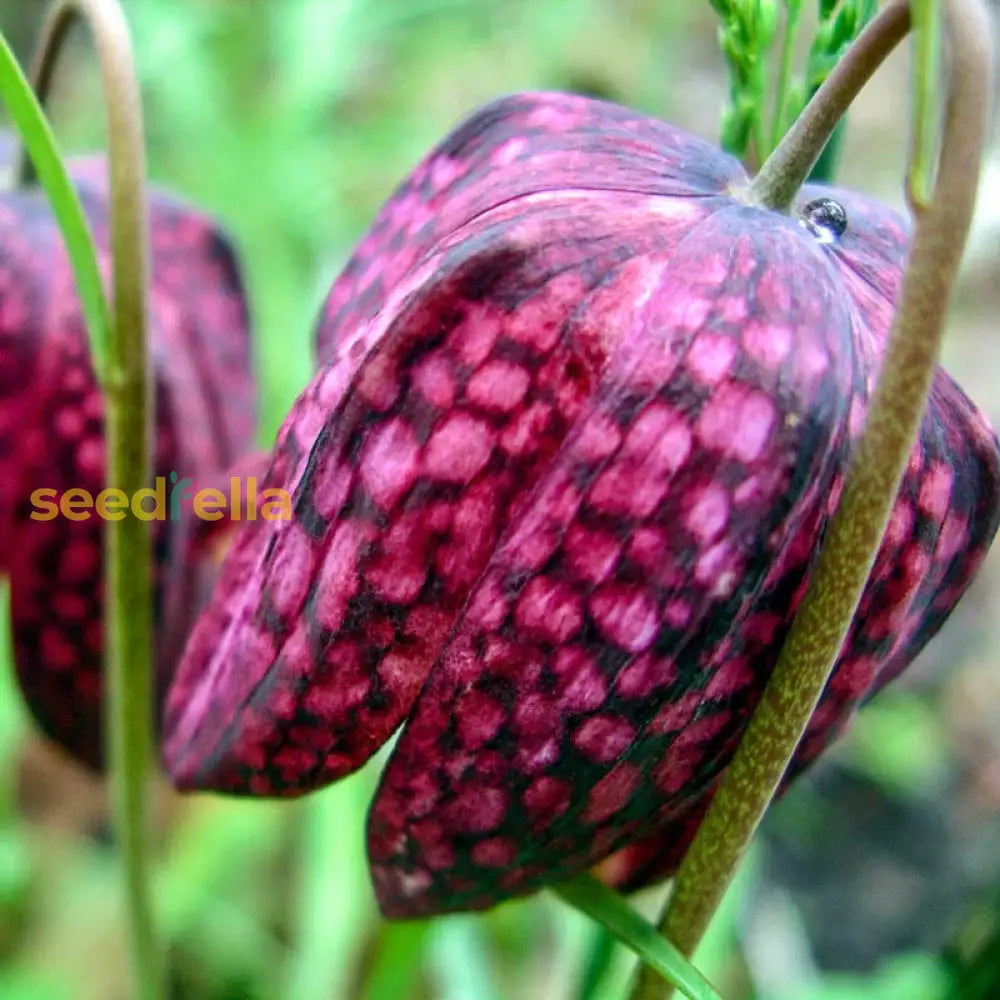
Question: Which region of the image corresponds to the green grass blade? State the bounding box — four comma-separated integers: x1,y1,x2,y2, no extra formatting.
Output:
908,0,941,206
554,875,721,1000
576,927,617,1000
0,31,111,379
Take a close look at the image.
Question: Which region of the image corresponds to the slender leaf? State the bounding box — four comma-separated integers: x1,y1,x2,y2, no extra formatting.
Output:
0,31,110,378
908,0,941,206
554,876,721,1000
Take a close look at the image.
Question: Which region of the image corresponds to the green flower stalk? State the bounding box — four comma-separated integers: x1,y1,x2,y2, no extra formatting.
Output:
634,0,993,994
2,1,161,997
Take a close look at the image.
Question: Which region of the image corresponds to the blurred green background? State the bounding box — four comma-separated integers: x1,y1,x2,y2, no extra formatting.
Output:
1,1,999,998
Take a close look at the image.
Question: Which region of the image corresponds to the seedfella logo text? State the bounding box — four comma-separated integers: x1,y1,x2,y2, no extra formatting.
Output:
29,473,291,522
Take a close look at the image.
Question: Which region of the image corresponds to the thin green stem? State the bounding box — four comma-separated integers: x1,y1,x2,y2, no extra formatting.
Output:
909,0,942,206
771,0,802,150
749,83,768,171
19,2,159,998
632,2,991,997
0,32,111,376
748,0,911,211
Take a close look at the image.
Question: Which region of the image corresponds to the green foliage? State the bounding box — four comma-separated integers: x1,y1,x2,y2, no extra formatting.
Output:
842,692,950,795
575,927,617,1000
945,897,1000,1000
0,583,22,790
360,921,431,1000
712,0,779,159
711,0,879,170
805,0,880,90
784,953,949,1000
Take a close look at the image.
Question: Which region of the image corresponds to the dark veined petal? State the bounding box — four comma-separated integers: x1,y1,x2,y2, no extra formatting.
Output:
599,369,1000,892
366,204,858,916
315,91,745,367
595,193,1000,892
164,188,727,794
362,183,1000,912
813,183,911,316
4,166,256,767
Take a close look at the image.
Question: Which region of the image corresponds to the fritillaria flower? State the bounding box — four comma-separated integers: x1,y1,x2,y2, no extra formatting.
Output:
1,159,257,767
162,93,999,917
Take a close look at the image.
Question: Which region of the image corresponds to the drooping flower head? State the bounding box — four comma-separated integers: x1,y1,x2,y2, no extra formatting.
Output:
1,159,257,767
162,93,999,916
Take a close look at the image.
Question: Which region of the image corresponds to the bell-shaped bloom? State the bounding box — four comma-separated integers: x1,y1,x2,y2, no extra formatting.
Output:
1,158,257,767
162,93,999,917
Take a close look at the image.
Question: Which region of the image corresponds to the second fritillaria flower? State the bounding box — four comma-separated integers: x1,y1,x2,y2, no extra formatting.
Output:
1,159,257,767
163,93,1000,917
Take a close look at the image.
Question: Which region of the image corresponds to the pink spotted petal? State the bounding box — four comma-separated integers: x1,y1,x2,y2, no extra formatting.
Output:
164,188,724,793
367,204,859,916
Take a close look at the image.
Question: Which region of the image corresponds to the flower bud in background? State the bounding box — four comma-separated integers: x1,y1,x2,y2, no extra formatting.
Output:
1,157,257,768
161,93,999,917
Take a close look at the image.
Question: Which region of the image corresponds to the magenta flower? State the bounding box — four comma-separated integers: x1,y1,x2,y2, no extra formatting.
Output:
1,160,257,767
162,93,999,917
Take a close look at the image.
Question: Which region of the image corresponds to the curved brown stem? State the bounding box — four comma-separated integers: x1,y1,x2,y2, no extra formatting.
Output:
631,0,992,997
17,3,158,999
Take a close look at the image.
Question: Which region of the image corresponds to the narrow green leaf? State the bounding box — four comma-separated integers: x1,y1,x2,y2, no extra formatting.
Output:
576,927,617,1000
771,0,804,148
942,891,1000,1000
832,6,859,47
908,0,941,206
0,32,111,380
554,875,721,1000
757,0,779,48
